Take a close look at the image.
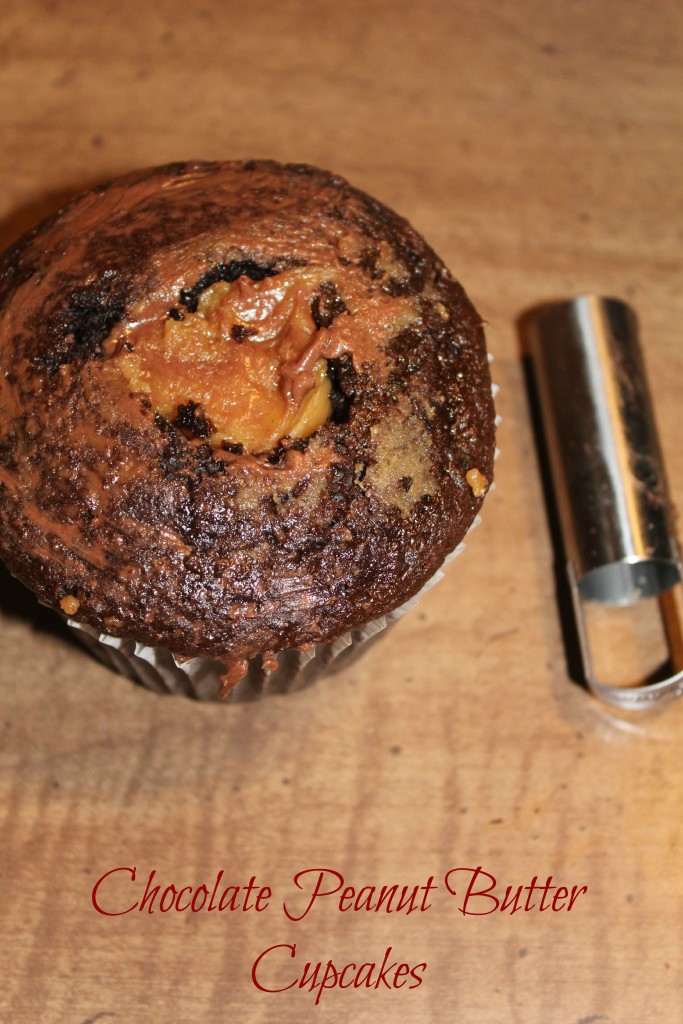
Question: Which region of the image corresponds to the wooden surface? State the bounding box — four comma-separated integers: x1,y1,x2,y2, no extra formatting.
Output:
1,2,682,1021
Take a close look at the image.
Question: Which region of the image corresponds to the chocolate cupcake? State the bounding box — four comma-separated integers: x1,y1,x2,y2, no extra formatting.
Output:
0,160,495,700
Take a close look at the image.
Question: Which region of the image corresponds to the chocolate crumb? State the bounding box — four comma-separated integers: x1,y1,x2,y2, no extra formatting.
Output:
221,440,245,455
231,323,258,342
311,280,348,330
174,401,214,440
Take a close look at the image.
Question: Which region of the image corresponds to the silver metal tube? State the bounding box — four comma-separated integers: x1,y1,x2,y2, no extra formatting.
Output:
528,295,681,606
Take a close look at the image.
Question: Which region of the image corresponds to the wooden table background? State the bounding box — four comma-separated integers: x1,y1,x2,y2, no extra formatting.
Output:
1,2,682,1021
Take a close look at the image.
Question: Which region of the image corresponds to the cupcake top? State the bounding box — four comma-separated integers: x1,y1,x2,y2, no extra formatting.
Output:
0,160,495,679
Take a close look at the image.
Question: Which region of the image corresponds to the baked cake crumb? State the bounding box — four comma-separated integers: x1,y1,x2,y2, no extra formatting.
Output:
466,468,488,498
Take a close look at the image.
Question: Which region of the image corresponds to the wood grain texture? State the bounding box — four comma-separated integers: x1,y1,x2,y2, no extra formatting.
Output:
1,1,682,1021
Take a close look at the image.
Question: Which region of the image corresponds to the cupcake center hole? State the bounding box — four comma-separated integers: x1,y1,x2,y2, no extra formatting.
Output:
115,267,348,453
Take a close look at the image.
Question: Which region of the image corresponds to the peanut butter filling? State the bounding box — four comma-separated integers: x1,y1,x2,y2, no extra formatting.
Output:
114,268,343,453
107,261,423,456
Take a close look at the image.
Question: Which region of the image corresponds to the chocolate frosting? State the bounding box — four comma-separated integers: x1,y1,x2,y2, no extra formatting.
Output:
0,160,495,662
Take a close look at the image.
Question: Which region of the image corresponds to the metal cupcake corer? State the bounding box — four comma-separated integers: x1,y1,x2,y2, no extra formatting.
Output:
528,295,683,709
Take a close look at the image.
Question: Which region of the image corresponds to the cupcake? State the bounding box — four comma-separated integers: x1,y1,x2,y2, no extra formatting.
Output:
0,160,495,700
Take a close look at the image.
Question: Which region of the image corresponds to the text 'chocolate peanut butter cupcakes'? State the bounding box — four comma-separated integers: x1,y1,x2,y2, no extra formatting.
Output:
0,161,495,700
